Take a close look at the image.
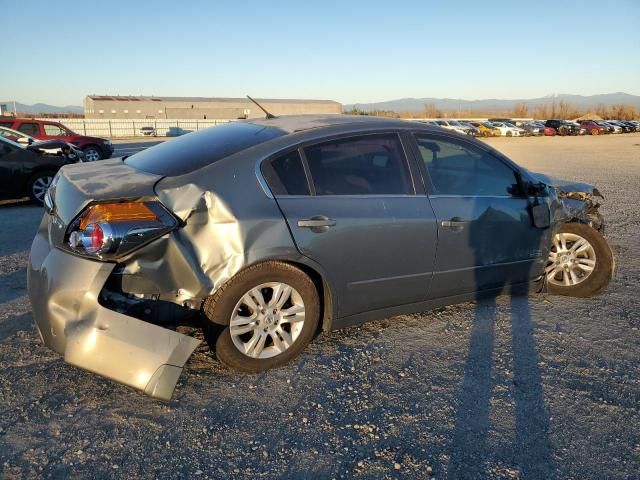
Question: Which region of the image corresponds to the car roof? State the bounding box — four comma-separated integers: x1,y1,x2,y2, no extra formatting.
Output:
246,114,422,134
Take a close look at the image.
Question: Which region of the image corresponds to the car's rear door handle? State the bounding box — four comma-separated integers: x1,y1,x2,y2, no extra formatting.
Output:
297,216,336,233
440,217,466,231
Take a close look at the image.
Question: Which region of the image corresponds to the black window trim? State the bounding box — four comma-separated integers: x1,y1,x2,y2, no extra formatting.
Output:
408,131,527,198
259,130,419,198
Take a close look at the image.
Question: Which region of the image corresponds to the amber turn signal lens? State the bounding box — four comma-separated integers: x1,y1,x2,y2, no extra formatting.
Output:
79,202,157,230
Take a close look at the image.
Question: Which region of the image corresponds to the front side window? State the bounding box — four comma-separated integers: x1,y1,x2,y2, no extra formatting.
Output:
44,124,68,136
262,150,310,196
303,134,412,195
415,134,519,196
17,123,39,136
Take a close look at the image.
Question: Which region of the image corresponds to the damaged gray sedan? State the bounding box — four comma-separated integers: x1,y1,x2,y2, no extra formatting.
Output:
27,115,613,400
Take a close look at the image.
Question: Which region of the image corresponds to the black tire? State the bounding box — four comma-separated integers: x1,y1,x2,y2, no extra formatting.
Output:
203,261,321,372
82,145,103,162
546,223,613,297
27,171,56,205
506,131,512,137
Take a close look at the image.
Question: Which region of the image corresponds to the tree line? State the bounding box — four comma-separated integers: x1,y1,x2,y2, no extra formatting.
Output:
344,102,639,120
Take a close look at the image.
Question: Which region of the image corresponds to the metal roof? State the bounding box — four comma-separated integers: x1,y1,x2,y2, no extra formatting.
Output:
86,95,340,104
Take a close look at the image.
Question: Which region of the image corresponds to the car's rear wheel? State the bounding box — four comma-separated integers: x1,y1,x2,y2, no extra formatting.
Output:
203,261,320,372
83,145,103,162
545,223,613,297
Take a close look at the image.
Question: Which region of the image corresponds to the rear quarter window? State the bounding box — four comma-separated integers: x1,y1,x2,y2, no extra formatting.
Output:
261,150,310,196
125,122,286,176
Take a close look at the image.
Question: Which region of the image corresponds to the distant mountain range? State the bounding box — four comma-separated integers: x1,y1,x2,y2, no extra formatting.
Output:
345,92,640,112
3,92,639,115
0,101,83,114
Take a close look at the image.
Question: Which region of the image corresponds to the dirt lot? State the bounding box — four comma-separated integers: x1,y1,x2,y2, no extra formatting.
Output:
1,134,639,479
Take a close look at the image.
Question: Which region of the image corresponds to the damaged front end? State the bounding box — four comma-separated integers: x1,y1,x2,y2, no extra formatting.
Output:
529,171,606,232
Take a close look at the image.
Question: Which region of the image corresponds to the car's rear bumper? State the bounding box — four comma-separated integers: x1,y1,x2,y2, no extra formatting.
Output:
27,213,200,400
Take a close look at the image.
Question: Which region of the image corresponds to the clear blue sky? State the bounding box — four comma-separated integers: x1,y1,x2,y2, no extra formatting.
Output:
3,0,639,106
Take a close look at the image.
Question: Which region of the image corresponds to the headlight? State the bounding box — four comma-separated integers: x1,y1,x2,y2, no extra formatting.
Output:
64,200,178,260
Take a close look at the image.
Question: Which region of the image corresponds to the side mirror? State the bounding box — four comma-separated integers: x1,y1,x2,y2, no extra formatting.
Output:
17,137,30,145
527,181,547,196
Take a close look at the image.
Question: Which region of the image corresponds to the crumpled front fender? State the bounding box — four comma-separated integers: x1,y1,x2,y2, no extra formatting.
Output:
28,216,200,400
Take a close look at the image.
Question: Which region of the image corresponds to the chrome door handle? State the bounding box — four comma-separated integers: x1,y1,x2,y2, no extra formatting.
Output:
441,217,466,231
297,216,336,233
298,218,336,228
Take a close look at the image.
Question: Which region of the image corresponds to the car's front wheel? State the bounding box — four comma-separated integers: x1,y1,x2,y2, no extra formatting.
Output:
545,223,613,297
83,145,103,162
28,171,55,205
204,261,321,372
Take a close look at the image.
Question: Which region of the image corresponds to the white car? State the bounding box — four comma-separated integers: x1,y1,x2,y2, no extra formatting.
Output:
434,120,468,134
602,122,623,134
490,122,525,137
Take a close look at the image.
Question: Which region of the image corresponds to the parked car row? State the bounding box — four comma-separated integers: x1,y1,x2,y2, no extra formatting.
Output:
0,118,113,160
420,118,640,137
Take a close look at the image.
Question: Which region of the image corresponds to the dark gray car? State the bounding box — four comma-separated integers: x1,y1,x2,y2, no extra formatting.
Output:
27,115,613,400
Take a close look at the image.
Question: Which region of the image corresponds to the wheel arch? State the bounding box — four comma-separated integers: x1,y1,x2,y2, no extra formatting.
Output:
206,256,339,334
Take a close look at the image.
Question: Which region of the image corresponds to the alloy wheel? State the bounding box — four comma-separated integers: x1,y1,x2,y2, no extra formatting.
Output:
229,282,305,359
31,175,53,203
545,232,597,287
84,148,101,162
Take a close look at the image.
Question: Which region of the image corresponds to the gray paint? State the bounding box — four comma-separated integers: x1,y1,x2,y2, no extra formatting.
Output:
27,115,604,399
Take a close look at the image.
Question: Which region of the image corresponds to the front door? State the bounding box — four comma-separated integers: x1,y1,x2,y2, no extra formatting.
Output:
412,133,550,299
263,133,438,318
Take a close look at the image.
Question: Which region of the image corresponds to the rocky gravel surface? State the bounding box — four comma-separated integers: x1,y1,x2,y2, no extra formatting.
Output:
1,134,639,479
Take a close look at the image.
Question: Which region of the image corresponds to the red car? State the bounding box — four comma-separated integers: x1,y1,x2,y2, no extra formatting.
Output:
578,120,609,136
543,126,556,136
0,118,113,161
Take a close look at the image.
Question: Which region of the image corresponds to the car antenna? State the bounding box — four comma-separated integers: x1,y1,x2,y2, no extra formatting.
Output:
246,95,276,119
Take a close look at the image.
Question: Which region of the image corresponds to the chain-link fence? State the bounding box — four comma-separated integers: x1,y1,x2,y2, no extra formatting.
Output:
38,118,235,138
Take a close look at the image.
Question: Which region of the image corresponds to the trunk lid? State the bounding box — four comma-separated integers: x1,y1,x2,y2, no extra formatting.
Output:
51,158,163,225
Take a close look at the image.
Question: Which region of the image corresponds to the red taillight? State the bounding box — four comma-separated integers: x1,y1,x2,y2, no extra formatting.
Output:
66,201,178,259
90,223,104,251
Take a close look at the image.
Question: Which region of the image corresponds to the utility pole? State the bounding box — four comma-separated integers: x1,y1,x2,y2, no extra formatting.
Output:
13,101,17,116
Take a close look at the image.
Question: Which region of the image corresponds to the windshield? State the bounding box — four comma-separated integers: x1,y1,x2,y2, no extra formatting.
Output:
125,121,286,176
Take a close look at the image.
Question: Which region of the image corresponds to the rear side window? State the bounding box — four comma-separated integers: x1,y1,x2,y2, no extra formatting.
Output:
262,150,310,196
125,122,286,176
44,124,68,136
18,123,39,136
304,134,412,195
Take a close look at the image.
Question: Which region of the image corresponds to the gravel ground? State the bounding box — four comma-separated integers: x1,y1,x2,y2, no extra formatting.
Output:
1,134,639,479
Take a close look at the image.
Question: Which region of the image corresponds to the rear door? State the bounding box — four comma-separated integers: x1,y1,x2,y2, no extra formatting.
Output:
262,132,438,318
411,132,550,298
42,122,72,140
